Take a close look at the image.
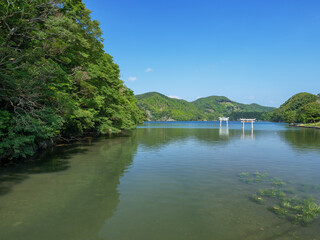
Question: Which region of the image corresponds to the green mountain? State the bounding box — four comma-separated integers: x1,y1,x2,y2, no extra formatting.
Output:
193,96,275,120
136,92,204,121
136,92,275,121
270,92,320,123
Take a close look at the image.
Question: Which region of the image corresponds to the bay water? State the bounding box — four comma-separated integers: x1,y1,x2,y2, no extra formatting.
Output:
0,122,320,240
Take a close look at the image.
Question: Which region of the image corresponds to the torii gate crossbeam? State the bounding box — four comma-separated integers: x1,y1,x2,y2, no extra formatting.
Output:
240,118,256,129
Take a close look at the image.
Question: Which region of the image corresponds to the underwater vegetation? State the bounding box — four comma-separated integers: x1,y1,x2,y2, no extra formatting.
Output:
238,172,249,178
283,188,295,194
270,197,320,226
238,172,268,184
259,188,286,200
250,194,264,204
271,177,286,187
238,171,320,226
297,183,320,193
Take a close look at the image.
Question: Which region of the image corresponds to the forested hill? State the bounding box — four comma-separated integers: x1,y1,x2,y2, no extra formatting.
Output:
269,92,320,123
136,92,275,121
0,0,144,161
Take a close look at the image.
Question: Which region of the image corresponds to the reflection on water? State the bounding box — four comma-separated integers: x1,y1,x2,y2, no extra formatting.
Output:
0,122,320,240
241,128,255,139
280,127,320,152
0,135,137,240
219,127,229,137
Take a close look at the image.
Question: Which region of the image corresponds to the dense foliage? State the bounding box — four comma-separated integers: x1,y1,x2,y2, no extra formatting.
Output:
0,0,144,161
270,92,320,123
192,96,274,120
136,92,204,121
136,92,275,121
228,112,269,121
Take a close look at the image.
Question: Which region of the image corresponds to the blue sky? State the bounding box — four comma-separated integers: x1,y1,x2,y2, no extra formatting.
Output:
84,0,320,107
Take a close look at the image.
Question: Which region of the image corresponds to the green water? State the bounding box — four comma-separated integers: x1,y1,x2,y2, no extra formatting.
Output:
1,122,320,240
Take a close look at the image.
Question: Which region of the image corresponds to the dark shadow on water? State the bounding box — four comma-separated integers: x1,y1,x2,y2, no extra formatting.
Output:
280,128,320,152
38,133,138,240
0,132,136,198
0,133,139,240
0,143,90,197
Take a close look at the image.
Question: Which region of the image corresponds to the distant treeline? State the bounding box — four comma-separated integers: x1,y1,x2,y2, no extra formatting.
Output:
228,112,269,121
0,0,144,161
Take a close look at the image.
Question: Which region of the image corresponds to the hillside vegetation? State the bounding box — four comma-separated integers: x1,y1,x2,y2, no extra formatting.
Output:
137,92,203,121
0,0,144,161
136,92,275,121
193,95,274,120
270,92,320,123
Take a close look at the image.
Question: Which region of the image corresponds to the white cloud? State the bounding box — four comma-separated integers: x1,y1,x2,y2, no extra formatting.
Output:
169,95,180,99
145,68,153,72
249,96,255,100
128,76,137,81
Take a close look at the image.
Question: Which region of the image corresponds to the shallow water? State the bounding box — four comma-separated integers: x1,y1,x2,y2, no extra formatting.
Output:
0,122,320,240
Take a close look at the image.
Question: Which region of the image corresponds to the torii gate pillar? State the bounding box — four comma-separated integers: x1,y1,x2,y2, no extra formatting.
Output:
219,117,229,127
240,118,256,129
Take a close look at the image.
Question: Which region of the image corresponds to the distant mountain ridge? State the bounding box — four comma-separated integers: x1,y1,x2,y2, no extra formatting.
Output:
136,92,275,121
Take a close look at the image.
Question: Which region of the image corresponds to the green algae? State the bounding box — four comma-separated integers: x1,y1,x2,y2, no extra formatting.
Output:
271,177,286,187
238,172,249,178
258,188,286,200
238,171,320,226
270,197,320,226
250,194,264,204
297,183,320,193
283,188,295,194
238,171,268,184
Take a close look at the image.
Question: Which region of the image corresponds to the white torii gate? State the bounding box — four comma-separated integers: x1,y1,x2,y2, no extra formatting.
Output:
240,118,256,129
219,117,229,127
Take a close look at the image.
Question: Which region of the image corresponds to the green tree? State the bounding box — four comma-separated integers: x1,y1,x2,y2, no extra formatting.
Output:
270,92,319,123
301,102,320,123
0,0,144,161
0,0,67,159
284,111,298,123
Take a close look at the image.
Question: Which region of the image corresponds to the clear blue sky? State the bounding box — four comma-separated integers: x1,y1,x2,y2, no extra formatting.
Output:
84,0,320,107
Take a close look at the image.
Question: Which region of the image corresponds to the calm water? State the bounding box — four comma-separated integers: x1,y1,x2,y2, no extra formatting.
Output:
1,122,320,240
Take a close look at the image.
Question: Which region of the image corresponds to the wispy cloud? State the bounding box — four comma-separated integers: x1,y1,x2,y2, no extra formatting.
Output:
249,96,255,100
169,95,180,99
145,68,153,72
128,76,137,81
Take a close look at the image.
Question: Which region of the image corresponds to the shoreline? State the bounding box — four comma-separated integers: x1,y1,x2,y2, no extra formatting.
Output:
0,130,133,166
290,123,320,129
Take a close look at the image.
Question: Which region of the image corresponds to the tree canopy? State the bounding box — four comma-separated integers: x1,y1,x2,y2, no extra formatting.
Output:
0,0,144,161
269,92,320,123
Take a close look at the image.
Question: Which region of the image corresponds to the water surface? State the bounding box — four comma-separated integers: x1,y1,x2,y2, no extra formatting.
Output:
0,122,320,240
